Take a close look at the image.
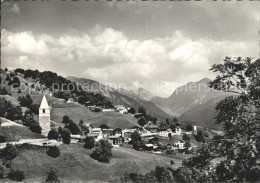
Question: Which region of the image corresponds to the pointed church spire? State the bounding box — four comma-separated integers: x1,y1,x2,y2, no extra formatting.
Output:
40,95,49,109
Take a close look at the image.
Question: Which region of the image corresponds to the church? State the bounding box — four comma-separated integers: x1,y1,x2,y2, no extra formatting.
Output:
39,95,51,136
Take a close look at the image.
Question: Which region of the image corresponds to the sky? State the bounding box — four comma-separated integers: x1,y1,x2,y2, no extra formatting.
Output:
1,0,260,97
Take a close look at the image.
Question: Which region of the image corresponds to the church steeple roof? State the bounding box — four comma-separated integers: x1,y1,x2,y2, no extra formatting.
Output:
40,95,49,109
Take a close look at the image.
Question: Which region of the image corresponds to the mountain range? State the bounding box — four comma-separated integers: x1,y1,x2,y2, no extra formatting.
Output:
67,76,170,120
68,76,232,130
151,78,232,130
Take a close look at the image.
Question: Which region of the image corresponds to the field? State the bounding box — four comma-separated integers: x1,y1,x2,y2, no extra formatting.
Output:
11,143,184,182
0,125,45,142
51,101,139,129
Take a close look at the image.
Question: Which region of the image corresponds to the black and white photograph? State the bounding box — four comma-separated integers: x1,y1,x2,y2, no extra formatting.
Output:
1,0,260,182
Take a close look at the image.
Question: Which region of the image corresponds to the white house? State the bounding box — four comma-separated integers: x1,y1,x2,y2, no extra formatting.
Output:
90,128,103,140
158,128,172,137
173,127,182,135
173,140,185,149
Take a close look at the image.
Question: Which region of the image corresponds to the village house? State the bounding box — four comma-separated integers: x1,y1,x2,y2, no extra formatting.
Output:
172,127,182,135
115,105,128,114
158,128,172,137
165,143,173,150
113,128,122,136
108,135,124,146
144,144,154,151
122,129,133,141
83,123,93,134
102,108,115,112
147,125,159,133
102,129,114,138
71,134,81,143
89,128,103,140
173,140,185,149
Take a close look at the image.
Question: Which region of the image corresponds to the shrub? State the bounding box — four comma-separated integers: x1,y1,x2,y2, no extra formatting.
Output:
8,170,25,182
46,146,61,158
0,135,5,143
47,129,59,140
2,143,19,161
90,140,113,162
137,117,146,126
29,124,42,134
186,124,193,131
46,167,60,183
60,128,71,144
84,137,95,149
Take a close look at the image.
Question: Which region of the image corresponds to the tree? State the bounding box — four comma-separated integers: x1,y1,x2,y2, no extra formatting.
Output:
46,167,60,183
130,131,142,142
84,137,95,149
99,124,109,129
195,131,205,143
29,124,42,134
170,160,174,166
173,117,178,122
12,77,20,88
90,140,113,162
62,115,70,125
47,129,59,140
128,107,136,114
2,144,19,163
0,87,8,95
0,98,22,121
137,117,146,126
60,128,71,145
138,106,147,118
183,134,190,142
186,124,193,131
22,112,36,127
66,121,81,135
18,95,33,108
8,170,25,182
130,131,143,150
169,124,176,132
179,57,260,182
46,146,61,158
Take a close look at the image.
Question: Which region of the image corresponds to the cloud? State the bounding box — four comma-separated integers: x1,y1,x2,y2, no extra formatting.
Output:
3,2,20,14
1,27,257,97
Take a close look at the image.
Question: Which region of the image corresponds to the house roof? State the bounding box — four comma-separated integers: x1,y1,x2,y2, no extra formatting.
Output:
174,140,185,143
108,135,122,139
158,127,169,131
149,125,158,129
145,144,154,147
102,129,114,132
92,128,101,132
40,95,49,109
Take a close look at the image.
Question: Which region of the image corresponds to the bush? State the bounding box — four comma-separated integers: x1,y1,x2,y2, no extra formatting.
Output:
47,129,59,140
90,140,113,162
195,131,205,143
8,170,25,182
60,129,71,144
46,146,61,158
46,167,60,183
0,135,5,143
29,124,42,134
137,117,147,126
99,124,109,129
84,137,95,149
186,124,193,131
2,143,19,161
66,121,82,135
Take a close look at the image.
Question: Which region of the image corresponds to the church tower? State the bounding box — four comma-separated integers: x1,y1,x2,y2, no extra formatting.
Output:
39,95,51,136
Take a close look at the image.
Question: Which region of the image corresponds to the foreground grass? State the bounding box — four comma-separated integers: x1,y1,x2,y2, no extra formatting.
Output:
11,143,183,182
